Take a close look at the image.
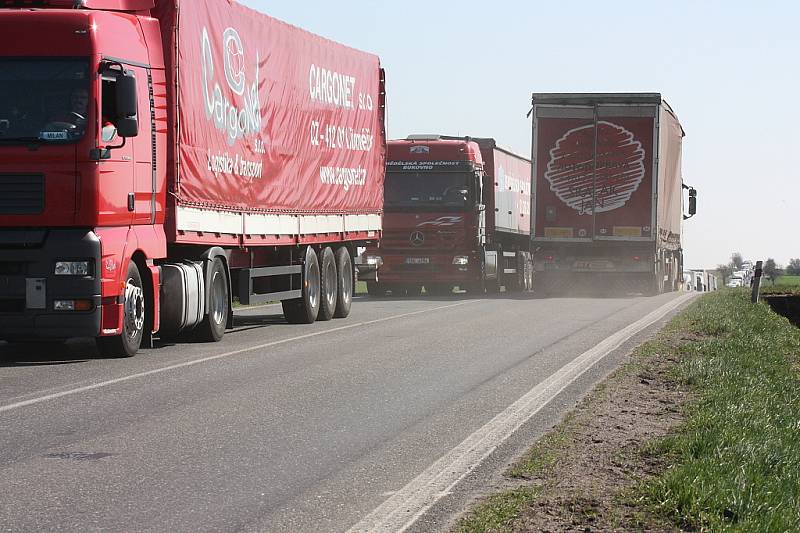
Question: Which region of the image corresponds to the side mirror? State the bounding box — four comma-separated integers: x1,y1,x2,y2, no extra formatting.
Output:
115,70,139,137
116,117,138,138
684,187,697,219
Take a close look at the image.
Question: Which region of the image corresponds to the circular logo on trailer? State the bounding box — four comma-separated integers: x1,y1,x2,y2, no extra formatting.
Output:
410,231,425,246
223,27,246,96
545,121,645,215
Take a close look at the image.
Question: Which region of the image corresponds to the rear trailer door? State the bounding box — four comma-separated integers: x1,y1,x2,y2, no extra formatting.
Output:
533,104,657,242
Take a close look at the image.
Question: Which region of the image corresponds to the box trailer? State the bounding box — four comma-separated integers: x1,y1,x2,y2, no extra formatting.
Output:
362,135,532,295
530,93,694,295
0,0,386,355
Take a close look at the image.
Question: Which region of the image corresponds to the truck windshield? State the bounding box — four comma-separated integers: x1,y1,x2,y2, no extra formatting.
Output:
0,58,90,144
385,172,472,210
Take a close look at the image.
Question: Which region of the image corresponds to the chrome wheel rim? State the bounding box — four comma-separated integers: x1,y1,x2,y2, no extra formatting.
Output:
210,270,226,325
124,277,145,340
308,258,320,309
324,259,337,309
340,258,352,304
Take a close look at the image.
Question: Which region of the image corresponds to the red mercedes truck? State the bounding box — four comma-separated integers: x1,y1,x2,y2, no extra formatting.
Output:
530,93,695,296
0,0,386,356
361,135,532,296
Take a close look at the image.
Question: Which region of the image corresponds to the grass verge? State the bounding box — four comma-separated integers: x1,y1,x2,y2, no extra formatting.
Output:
453,290,800,532
641,290,800,531
762,275,800,296
776,275,800,287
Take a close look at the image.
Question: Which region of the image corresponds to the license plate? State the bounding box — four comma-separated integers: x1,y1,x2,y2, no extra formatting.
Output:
405,257,430,264
574,260,614,270
25,277,46,309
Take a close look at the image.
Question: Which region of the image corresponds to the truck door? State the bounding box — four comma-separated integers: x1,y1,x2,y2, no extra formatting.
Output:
592,105,655,242
131,66,155,225
533,105,594,241
533,105,655,242
99,70,134,226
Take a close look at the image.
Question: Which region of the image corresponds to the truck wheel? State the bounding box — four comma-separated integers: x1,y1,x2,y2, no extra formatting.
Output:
96,261,144,358
366,282,384,297
525,254,534,291
195,258,229,342
318,247,337,321
282,246,320,324
333,247,353,318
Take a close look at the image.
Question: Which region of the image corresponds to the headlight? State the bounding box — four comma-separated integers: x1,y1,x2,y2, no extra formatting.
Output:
366,255,383,266
55,260,91,276
452,256,469,265
54,299,93,311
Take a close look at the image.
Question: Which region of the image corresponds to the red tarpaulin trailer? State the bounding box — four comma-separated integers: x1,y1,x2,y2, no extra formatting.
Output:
531,93,688,296
0,0,386,355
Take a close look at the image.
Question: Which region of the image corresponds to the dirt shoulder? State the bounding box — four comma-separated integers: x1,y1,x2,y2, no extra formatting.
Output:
456,291,800,532
455,313,697,532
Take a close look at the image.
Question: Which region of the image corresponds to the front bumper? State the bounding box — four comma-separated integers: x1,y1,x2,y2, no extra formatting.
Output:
0,229,101,339
375,253,478,285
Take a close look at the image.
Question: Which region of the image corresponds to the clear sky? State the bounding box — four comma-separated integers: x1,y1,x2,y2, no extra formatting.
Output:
242,0,799,269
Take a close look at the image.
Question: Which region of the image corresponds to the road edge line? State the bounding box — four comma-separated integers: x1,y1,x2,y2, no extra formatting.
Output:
346,293,697,533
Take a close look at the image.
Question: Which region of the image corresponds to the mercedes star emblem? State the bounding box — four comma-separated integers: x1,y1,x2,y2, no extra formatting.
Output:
409,231,425,246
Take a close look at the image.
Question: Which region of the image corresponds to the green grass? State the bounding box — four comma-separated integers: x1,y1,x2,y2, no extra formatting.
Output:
508,421,573,479
761,275,800,295
355,281,368,295
776,275,800,287
454,487,540,533
641,290,800,531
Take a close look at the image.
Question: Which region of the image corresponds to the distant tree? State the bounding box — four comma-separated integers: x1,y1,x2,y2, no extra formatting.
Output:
717,263,733,284
763,258,779,285
731,252,745,270
787,258,800,276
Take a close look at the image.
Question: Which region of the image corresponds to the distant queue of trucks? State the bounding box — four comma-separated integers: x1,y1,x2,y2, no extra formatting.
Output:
0,0,697,357
363,94,697,297
684,270,718,292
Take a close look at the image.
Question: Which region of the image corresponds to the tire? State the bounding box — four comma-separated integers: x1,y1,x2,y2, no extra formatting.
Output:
195,257,229,342
317,247,337,321
333,247,353,318
522,254,532,291
366,281,384,297
506,252,525,293
96,261,145,358
282,247,320,324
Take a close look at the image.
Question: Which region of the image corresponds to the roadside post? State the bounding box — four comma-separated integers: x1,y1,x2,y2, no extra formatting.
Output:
751,260,763,303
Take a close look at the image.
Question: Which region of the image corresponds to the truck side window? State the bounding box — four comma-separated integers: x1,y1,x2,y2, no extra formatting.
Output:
101,75,118,142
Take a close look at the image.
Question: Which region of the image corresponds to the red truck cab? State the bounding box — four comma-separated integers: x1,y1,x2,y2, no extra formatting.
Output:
362,135,532,296
0,0,385,356
0,1,167,343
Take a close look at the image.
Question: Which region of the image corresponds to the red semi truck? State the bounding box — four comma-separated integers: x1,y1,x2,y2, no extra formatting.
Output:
0,0,386,356
361,135,532,295
530,93,695,295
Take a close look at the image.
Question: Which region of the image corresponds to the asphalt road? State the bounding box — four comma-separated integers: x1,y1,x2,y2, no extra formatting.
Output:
0,292,689,532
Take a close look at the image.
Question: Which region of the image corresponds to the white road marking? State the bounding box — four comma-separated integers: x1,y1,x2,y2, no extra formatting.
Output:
347,293,696,533
0,300,476,415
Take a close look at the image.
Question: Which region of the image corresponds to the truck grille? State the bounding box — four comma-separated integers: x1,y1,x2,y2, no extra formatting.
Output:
0,262,25,275
0,174,44,214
